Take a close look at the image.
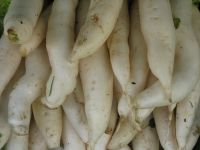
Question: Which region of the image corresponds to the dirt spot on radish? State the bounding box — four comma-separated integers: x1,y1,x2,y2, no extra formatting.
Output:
19,112,27,120
105,127,113,134
193,125,200,136
92,14,104,33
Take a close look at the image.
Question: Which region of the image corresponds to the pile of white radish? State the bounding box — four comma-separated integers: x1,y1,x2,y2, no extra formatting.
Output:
1,0,200,149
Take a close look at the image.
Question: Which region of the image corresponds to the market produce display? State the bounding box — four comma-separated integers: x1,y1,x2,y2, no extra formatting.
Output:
1,0,200,150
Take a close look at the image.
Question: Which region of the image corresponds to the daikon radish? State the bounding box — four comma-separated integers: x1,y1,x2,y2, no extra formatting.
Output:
176,79,200,150
139,0,175,99
170,0,200,102
0,34,21,96
127,0,149,107
107,113,138,149
4,131,28,150
128,0,150,102
70,0,123,62
32,95,62,149
74,75,85,103
107,0,130,105
117,0,149,129
133,0,200,109
80,43,113,150
185,101,200,150
132,114,159,150
62,93,88,143
62,112,86,150
0,59,25,149
153,106,178,150
135,70,157,125
8,41,50,135
42,0,79,109
87,97,117,150
3,0,44,44
28,116,48,150
19,4,52,57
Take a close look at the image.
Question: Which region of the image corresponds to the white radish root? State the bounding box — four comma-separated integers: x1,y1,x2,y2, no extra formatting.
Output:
0,59,25,149
153,106,178,150
0,34,21,96
139,0,176,99
62,93,89,143
4,131,28,150
70,0,123,61
8,41,51,135
19,4,52,57
62,112,86,150
28,116,48,150
32,95,62,149
132,114,159,150
107,0,130,105
3,0,44,44
80,43,113,150
43,0,79,109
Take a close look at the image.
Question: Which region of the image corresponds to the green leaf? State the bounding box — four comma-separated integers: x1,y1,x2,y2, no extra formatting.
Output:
173,18,181,29
0,0,11,36
190,101,193,108
48,76,55,96
193,0,200,8
0,133,2,138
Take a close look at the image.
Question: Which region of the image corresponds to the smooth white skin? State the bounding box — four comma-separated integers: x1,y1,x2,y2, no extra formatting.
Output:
87,98,117,150
62,93,89,143
107,113,138,150
117,0,149,131
80,44,113,150
132,114,159,150
185,101,200,150
43,0,79,109
0,59,25,149
107,0,130,104
19,4,52,57
8,41,51,136
0,34,21,96
62,112,86,150
28,117,48,150
153,107,178,150
133,0,200,109
32,96,62,149
135,70,157,125
3,0,44,44
4,131,28,150
139,0,175,99
126,0,149,114
70,0,123,61
74,75,85,103
176,79,200,149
